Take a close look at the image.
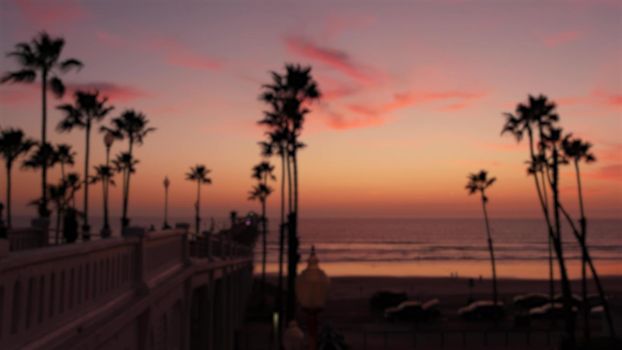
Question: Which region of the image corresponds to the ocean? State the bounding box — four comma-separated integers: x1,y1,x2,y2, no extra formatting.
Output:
11,216,622,279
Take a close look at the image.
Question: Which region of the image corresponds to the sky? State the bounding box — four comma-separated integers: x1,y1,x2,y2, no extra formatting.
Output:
0,0,621,221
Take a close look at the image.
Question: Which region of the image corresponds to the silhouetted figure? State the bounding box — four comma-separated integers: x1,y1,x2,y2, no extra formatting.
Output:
1,32,83,218
230,211,238,227
63,207,79,243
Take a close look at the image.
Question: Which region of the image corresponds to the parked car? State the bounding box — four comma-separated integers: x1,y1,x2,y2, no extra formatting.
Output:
384,299,440,322
369,291,408,312
458,300,504,320
553,293,582,307
513,293,550,309
529,302,577,320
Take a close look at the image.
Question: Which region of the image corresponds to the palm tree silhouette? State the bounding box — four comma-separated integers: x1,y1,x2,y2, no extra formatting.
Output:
47,181,68,244
561,135,615,338
104,110,155,228
90,165,115,238
249,161,275,294
54,144,76,179
1,32,82,218
0,128,35,228
259,64,320,321
500,95,612,343
185,165,212,235
466,170,499,305
58,90,114,239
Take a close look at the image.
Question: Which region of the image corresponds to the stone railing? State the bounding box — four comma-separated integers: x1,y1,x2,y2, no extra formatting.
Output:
0,228,254,349
7,227,48,251
189,233,253,260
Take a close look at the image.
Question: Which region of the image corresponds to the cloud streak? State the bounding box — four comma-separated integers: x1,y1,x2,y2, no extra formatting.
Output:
285,36,383,85
542,30,582,48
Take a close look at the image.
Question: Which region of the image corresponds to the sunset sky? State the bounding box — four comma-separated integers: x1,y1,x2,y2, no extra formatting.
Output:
1,0,621,221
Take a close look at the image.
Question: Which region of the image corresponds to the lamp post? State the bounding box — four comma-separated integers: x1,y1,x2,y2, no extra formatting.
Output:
101,132,115,238
163,176,171,229
295,246,330,350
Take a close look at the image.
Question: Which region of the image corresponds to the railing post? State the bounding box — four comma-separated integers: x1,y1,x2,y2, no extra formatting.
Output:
135,235,149,295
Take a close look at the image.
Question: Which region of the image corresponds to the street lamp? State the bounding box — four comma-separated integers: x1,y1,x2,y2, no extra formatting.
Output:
101,132,115,238
162,176,171,229
295,246,330,350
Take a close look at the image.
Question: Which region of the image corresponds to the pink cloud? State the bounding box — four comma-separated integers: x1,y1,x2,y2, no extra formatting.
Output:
321,109,388,130
285,36,383,85
66,82,149,103
542,31,582,48
15,0,87,27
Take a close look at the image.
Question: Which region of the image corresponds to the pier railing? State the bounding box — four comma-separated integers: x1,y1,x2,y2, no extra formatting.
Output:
0,229,253,349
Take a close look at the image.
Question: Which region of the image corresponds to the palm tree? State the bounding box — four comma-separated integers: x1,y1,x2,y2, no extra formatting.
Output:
466,170,499,305
561,135,615,338
104,110,155,228
57,90,114,239
90,165,115,238
47,181,67,244
54,144,75,179
259,64,320,321
63,172,82,209
250,161,275,293
1,32,82,218
501,95,582,344
0,128,35,228
185,165,212,235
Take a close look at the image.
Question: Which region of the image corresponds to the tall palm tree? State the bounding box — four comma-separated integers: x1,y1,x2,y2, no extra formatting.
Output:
561,135,615,338
185,165,212,235
466,170,499,305
501,95,579,343
259,131,288,336
104,110,155,228
250,161,275,293
259,64,320,321
1,32,82,218
54,144,75,179
57,90,113,239
0,128,35,228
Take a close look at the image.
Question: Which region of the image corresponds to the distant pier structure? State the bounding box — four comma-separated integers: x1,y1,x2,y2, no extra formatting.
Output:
0,216,259,350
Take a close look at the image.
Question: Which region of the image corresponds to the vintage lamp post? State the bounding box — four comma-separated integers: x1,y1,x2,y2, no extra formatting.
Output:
101,131,115,237
162,176,171,229
295,246,330,350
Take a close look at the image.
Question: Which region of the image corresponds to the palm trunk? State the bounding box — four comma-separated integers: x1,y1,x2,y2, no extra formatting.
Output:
573,161,590,340
195,181,201,235
277,150,286,339
286,152,298,322
82,122,91,240
261,199,267,295
40,69,48,218
481,192,498,304
122,141,133,229
541,169,556,304
6,163,12,228
552,146,576,345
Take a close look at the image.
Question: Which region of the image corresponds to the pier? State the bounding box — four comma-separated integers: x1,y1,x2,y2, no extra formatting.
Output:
0,227,254,349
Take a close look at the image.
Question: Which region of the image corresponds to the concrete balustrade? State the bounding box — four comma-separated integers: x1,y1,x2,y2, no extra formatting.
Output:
7,227,48,251
0,228,255,350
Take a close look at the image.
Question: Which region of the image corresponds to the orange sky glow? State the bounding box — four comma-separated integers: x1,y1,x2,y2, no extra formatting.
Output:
1,0,620,220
